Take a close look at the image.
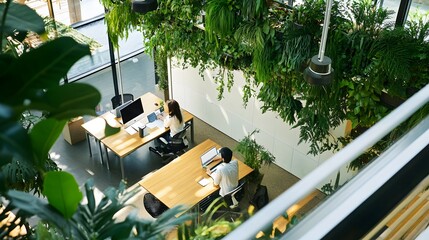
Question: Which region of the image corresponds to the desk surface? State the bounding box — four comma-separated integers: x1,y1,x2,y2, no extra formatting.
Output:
138,139,253,211
82,92,193,158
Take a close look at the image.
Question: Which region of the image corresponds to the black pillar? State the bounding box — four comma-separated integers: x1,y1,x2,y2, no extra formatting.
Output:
105,8,120,97
395,0,412,27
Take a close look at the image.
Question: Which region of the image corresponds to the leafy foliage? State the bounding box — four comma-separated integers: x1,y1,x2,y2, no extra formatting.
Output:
205,0,239,40
101,0,429,159
0,0,100,194
177,198,242,239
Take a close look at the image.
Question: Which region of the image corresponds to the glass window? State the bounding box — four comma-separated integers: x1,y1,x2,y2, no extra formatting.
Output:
26,0,104,25
408,0,429,18
379,0,402,22
67,19,110,78
77,52,156,114
67,19,146,80
117,30,145,57
118,53,156,100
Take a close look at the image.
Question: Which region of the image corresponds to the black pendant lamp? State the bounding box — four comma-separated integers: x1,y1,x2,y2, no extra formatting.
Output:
304,0,334,85
132,0,158,14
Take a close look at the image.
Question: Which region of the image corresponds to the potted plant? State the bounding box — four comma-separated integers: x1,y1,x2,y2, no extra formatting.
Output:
236,129,275,185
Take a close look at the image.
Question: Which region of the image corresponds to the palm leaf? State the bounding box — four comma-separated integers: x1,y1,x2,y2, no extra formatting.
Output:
7,190,70,231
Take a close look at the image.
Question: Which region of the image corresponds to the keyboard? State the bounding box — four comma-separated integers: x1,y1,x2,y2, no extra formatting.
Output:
146,119,164,129
132,120,145,130
125,120,145,135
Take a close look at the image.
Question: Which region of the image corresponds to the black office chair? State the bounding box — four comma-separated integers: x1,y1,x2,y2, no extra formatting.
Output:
149,122,191,162
111,94,134,109
143,192,169,218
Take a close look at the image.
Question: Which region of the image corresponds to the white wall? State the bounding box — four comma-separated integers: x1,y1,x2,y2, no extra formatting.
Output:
169,59,355,187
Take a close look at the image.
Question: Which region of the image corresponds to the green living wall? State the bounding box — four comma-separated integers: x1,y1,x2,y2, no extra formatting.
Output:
102,0,429,165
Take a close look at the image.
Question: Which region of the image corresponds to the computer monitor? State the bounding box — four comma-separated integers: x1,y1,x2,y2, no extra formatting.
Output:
114,100,133,118
120,98,145,128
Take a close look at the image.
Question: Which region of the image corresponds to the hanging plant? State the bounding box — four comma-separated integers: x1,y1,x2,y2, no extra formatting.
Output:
205,0,239,41
99,0,429,158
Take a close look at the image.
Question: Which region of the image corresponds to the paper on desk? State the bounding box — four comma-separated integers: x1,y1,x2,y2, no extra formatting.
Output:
198,178,210,187
125,126,137,135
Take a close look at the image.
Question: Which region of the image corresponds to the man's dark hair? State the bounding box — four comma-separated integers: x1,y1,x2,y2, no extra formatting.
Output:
219,147,233,163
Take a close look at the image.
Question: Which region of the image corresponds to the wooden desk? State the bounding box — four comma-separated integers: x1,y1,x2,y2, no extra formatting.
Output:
138,139,253,213
82,92,194,179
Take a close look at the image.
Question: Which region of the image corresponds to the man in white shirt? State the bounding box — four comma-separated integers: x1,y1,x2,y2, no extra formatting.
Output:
206,147,238,197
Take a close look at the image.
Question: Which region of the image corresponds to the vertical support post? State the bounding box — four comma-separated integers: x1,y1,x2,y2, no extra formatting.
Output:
395,0,412,27
105,8,120,97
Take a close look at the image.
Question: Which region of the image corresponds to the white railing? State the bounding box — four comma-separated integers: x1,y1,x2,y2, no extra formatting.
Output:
224,84,429,240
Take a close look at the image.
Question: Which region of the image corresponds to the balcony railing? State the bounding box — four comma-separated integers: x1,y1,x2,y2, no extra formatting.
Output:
225,84,429,239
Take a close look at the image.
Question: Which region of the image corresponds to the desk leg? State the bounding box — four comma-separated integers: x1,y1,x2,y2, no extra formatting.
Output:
190,119,194,142
86,133,92,157
119,157,125,180
97,140,104,165
104,146,110,171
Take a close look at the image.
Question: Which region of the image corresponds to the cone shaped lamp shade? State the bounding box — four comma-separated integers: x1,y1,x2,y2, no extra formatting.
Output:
132,0,158,14
304,55,334,85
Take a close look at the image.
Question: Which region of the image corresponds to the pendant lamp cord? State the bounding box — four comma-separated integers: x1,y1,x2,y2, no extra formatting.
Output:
318,0,333,62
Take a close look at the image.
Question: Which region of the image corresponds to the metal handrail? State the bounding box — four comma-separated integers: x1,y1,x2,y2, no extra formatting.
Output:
224,84,429,239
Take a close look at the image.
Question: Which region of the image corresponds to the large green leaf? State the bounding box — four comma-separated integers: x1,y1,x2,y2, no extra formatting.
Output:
30,118,66,167
0,104,32,163
43,171,83,219
1,37,91,103
36,83,100,120
104,120,121,138
0,2,45,38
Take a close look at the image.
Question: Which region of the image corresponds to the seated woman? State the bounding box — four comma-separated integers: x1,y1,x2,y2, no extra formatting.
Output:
157,99,185,142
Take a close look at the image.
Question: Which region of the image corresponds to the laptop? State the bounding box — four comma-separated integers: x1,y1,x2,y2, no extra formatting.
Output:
147,112,157,123
200,147,222,172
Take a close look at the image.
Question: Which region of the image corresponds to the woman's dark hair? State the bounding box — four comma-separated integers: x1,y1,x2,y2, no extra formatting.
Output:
219,147,233,163
167,99,183,123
